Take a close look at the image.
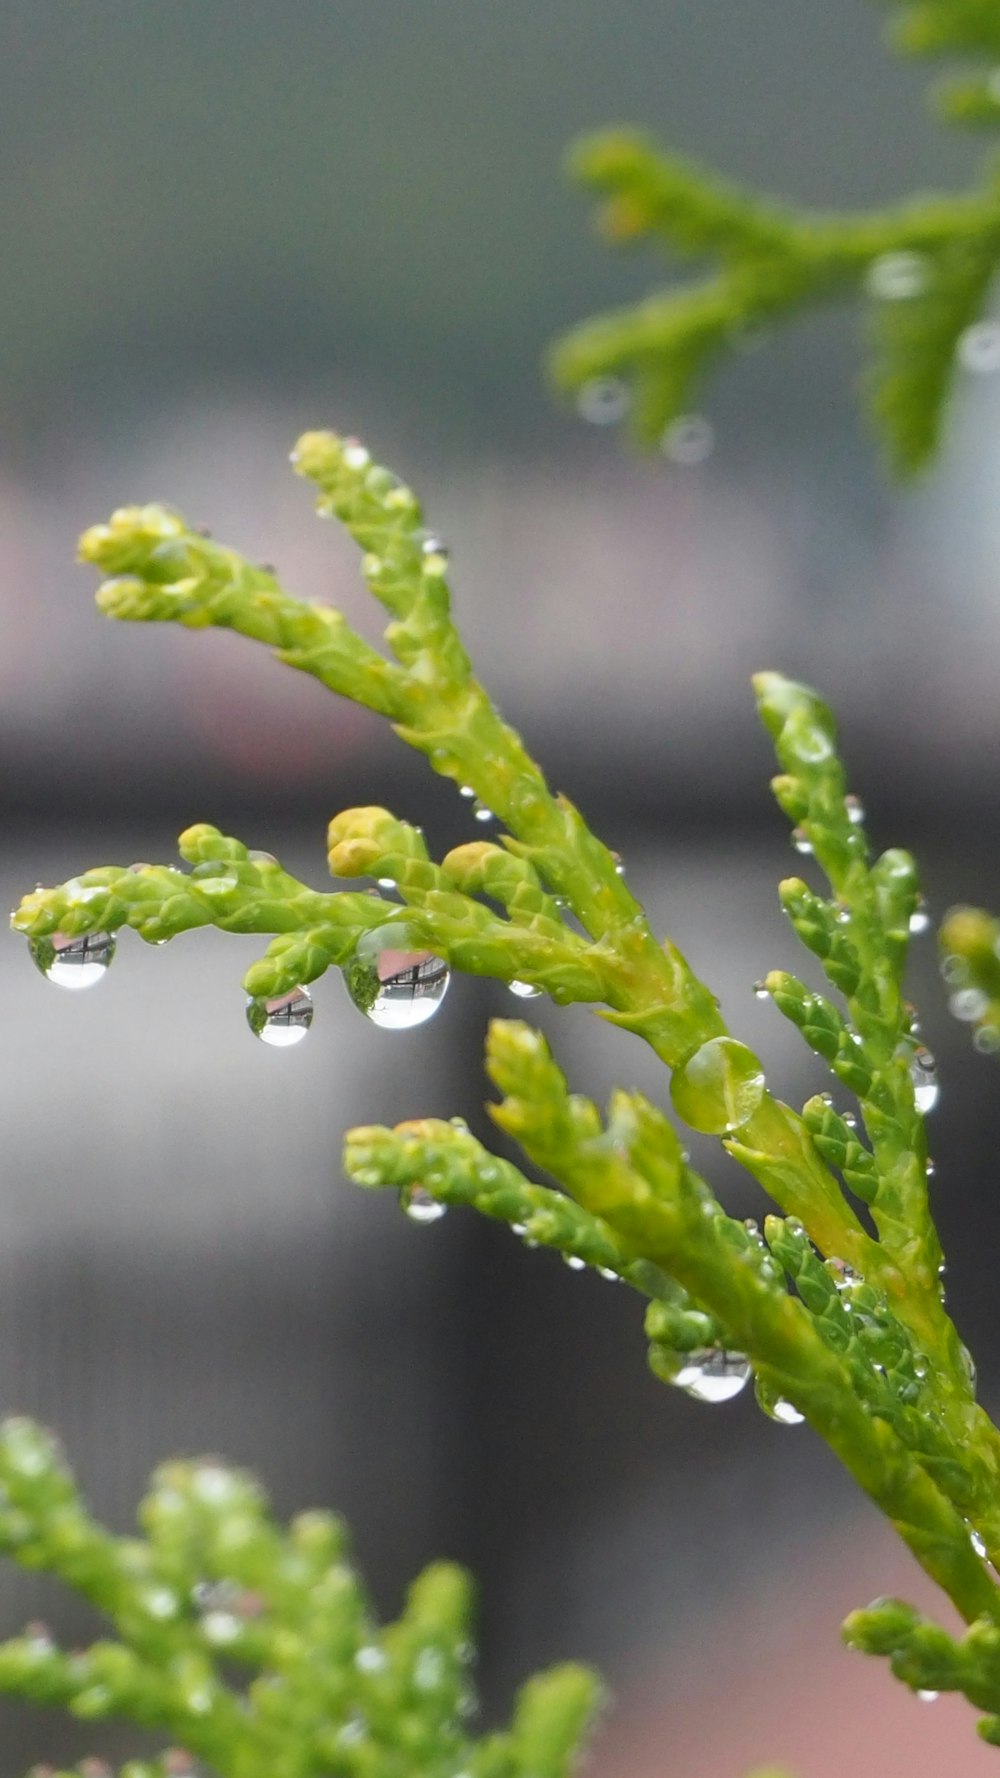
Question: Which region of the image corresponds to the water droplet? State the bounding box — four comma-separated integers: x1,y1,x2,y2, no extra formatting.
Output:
201,1610,241,1645
401,1186,446,1225
950,987,989,1022
30,930,115,990
974,1024,1000,1054
916,1690,939,1704
473,800,494,823
247,987,313,1047
342,441,371,470
420,532,450,562
791,826,813,855
674,1349,751,1404
507,982,542,1007
768,1397,805,1425
866,251,928,301
908,1046,939,1113
355,1644,388,1673
844,794,865,825
842,1111,857,1129
459,785,476,799
577,377,629,425
670,1036,766,1135
511,1222,527,1236
563,1254,586,1272
598,1266,619,1282
958,321,1000,375
909,899,931,935
753,980,770,1000
376,876,396,891
942,954,968,985
971,1528,987,1559
961,1344,977,1390
361,951,450,1030
661,414,714,465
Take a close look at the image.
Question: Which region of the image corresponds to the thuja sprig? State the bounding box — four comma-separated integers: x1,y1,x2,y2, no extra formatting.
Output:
844,1596,1000,1744
0,1416,600,1777
549,3,1000,474
13,432,1000,1737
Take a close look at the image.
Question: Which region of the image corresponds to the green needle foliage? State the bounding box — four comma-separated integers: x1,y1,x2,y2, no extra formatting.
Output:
0,1416,598,1778
10,429,1000,1761
549,1,1000,474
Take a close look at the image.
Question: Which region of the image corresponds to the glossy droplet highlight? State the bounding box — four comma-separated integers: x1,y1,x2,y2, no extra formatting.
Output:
844,793,865,825
368,951,450,1030
31,930,115,990
420,532,450,562
971,1528,987,1559
753,979,770,1000
916,1690,939,1704
508,980,542,999
577,377,629,425
401,1186,447,1225
661,414,714,465
908,1046,939,1113
674,1349,751,1404
247,987,313,1047
791,826,813,855
670,1037,766,1135
866,251,927,301
473,800,494,823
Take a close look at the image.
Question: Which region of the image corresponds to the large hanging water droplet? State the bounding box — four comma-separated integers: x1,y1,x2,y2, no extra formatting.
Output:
908,1046,939,1113
791,826,813,855
400,1186,447,1225
30,930,115,991
670,1037,766,1135
246,987,314,1047
577,377,629,425
508,979,542,999
673,1349,751,1404
865,251,928,301
752,979,770,1000
368,951,450,1030
661,414,714,465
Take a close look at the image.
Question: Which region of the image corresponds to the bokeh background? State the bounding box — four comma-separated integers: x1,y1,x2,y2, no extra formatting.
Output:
3,2,1000,1772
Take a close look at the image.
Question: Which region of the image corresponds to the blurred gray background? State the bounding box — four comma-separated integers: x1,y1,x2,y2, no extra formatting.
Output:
3,3,1000,1773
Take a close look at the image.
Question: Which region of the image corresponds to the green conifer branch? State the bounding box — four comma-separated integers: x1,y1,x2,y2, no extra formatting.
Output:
0,1417,601,1776
549,0,1000,474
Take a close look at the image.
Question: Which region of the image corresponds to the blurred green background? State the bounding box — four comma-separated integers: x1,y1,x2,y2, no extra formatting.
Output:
3,5,1000,1775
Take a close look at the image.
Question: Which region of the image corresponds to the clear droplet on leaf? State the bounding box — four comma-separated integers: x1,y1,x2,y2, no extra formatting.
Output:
31,930,115,990
753,979,770,1000
247,987,314,1047
420,532,450,562
971,1528,987,1559
768,1397,805,1425
401,1187,446,1225
844,793,865,825
670,1037,766,1135
508,979,542,999
661,414,714,465
791,826,813,855
909,899,931,935
577,377,629,425
459,785,476,799
916,1690,939,1704
473,800,494,823
674,1349,751,1404
563,1254,586,1272
958,321,1000,375
908,1046,939,1113
866,251,928,301
366,951,451,1030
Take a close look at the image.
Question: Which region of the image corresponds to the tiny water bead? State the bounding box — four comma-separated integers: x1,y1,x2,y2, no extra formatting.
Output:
366,951,451,1031
30,930,115,990
563,1253,586,1272
844,793,865,825
661,414,714,465
670,1037,766,1136
400,1186,447,1225
917,1690,940,1704
472,800,494,823
790,826,813,855
420,532,450,562
673,1349,751,1404
971,1528,988,1560
958,321,1000,375
577,377,630,425
865,251,928,301
508,979,543,999
246,987,314,1047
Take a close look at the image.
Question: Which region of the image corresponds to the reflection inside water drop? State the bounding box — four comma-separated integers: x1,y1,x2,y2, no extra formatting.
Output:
247,987,314,1047
508,980,542,999
368,951,450,1030
31,930,116,990
908,1046,939,1113
673,1348,751,1403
